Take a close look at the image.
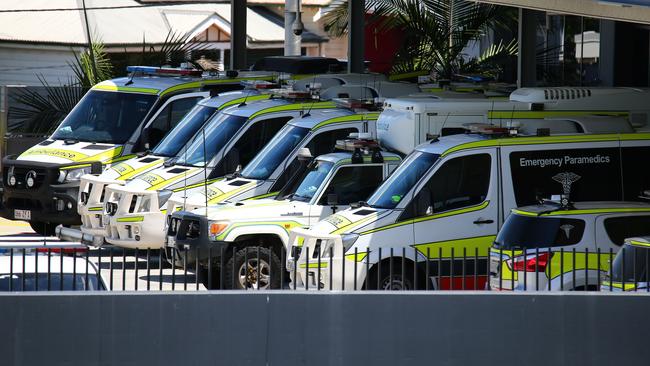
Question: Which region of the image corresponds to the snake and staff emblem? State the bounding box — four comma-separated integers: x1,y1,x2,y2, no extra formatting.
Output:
552,172,581,206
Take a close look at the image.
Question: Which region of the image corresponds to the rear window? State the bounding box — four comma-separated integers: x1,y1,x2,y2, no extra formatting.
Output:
611,245,650,283
0,273,104,291
604,216,650,246
494,215,585,249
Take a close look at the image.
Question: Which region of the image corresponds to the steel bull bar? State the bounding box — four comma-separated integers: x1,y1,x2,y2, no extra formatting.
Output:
56,225,105,247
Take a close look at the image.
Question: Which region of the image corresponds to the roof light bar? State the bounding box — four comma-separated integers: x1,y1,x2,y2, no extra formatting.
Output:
333,98,379,111
126,66,203,77
240,80,280,89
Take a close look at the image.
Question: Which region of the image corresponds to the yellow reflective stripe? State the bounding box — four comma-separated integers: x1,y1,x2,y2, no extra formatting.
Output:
249,101,336,119
207,183,255,204
59,163,92,170
112,163,134,176
159,81,203,97
216,220,303,241
21,148,89,161
602,281,638,291
107,154,136,164
172,178,223,192
415,235,496,259
312,113,380,130
441,133,650,157
300,262,328,268
218,94,272,110
117,159,164,181
92,84,159,94
514,207,650,217
345,251,368,262
147,171,197,191
487,110,629,119
490,248,524,282
360,201,490,235
88,206,103,212
79,146,125,163
388,70,428,81
296,236,305,247
630,240,650,248
116,216,144,223
547,251,609,279
246,192,279,200
332,214,378,235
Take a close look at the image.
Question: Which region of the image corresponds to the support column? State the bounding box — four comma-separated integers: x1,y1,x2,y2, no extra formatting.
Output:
348,0,365,73
599,19,616,87
517,8,537,87
284,0,301,56
230,0,247,70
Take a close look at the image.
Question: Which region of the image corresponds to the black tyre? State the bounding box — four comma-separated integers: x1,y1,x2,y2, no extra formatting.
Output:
367,260,419,290
223,247,281,289
29,221,56,236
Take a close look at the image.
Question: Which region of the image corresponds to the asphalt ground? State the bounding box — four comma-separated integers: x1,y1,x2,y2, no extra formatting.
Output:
0,218,206,291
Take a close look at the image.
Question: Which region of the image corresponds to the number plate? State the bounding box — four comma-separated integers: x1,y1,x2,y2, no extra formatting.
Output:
14,209,31,220
166,236,176,248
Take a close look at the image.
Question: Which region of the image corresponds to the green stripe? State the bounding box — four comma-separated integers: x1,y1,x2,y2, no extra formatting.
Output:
513,207,650,217
116,216,144,223
88,207,103,212
249,101,336,119
92,84,159,94
218,94,271,110
312,113,380,130
171,178,224,192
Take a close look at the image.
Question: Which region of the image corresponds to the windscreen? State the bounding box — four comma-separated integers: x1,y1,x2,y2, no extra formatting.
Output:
175,113,248,167
611,245,650,283
282,160,334,202
240,125,310,180
51,90,156,144
0,273,104,291
152,105,218,157
366,152,439,209
494,215,585,249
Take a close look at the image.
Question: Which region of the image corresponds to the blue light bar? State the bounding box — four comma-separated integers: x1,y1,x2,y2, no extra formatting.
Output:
126,66,203,77
126,66,159,74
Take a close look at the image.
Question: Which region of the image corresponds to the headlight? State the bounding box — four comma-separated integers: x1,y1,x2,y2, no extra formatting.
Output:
208,221,229,240
157,190,173,207
59,166,92,182
341,233,359,250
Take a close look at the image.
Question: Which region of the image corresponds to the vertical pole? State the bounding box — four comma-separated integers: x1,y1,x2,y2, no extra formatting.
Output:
230,0,247,70
285,0,302,56
599,19,616,87
517,8,537,87
81,0,98,81
0,86,7,170
348,0,365,73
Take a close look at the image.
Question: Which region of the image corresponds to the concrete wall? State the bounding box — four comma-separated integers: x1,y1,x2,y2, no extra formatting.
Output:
1,291,649,366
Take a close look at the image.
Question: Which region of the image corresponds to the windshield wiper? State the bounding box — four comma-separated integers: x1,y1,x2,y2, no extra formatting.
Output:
163,158,178,167
286,193,309,202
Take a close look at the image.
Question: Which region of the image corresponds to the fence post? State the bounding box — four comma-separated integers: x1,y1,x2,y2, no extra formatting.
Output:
0,85,7,170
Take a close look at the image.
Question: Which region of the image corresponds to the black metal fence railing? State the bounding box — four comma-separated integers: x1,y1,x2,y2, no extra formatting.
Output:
0,245,648,293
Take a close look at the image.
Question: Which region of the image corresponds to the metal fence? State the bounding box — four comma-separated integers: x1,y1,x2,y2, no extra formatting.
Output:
1,244,647,293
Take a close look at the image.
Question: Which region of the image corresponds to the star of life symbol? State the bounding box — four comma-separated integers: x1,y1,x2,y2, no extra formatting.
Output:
552,172,581,196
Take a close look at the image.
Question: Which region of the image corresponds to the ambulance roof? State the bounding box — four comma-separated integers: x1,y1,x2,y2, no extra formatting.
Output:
513,201,650,217
288,108,376,130
221,98,295,117
626,237,650,247
414,134,488,155
198,90,259,108
316,151,401,165
382,96,522,114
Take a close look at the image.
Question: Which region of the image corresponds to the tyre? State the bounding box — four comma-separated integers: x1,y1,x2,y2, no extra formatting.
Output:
223,247,282,289
367,259,419,290
29,221,56,236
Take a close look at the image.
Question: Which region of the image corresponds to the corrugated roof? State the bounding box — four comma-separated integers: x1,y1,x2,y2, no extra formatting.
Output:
0,0,320,45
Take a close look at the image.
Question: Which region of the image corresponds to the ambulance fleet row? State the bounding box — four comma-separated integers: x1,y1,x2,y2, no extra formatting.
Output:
3,58,650,290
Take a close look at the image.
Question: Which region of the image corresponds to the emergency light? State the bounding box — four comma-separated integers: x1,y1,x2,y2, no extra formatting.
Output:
126,66,203,77
333,98,379,111
240,80,279,89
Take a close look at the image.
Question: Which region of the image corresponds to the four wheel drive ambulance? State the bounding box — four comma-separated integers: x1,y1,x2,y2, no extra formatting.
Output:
489,201,650,291
1,66,273,235
287,131,650,291
166,144,402,289
601,236,650,292
57,89,271,245
100,96,342,249
378,87,650,155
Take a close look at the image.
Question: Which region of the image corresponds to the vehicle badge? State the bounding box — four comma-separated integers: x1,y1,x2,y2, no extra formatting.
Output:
552,172,581,196
560,224,574,239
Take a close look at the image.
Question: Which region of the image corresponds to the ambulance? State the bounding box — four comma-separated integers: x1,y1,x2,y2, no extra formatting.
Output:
489,201,650,291
166,141,401,289
103,83,422,250
57,89,269,245
601,236,650,292
288,129,650,290
1,65,273,235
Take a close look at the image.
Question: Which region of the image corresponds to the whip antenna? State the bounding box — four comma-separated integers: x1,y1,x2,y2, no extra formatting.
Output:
202,128,209,217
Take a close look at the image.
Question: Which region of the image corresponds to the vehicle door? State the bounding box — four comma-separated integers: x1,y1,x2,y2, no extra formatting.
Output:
268,127,360,194
141,93,207,149
310,164,385,224
405,148,498,289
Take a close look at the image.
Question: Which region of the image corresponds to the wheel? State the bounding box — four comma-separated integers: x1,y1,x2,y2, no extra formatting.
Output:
223,247,281,289
367,260,418,290
29,221,56,236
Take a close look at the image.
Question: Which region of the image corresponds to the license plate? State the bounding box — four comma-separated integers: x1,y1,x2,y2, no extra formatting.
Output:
167,236,176,247
14,209,31,220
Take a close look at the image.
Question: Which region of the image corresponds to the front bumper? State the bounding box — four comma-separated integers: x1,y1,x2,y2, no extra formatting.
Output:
78,175,124,238
56,225,105,247
1,155,102,225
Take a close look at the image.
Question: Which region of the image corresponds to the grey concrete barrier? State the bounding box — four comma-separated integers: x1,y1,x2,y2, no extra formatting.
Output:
0,291,648,366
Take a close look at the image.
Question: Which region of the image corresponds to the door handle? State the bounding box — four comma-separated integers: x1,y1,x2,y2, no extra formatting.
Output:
473,219,494,225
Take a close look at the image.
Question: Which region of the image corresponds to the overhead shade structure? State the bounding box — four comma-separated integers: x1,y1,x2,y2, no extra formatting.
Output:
474,0,650,24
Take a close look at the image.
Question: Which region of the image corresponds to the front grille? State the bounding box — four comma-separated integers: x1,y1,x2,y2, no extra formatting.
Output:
168,217,181,236
105,202,118,216
185,220,201,239
6,198,43,210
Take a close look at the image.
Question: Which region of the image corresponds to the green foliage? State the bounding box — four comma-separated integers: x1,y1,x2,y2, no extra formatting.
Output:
322,0,516,79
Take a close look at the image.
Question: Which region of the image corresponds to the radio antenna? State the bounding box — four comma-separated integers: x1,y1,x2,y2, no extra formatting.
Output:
183,133,188,210
304,75,319,118
439,112,451,138
202,127,209,217
509,104,516,130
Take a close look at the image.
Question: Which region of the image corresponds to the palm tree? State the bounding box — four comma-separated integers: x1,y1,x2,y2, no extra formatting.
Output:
323,0,516,79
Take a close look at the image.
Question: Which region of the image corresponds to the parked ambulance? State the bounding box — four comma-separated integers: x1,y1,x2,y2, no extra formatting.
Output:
1,65,273,235
601,236,650,291
166,141,402,289
288,129,650,290
490,201,650,291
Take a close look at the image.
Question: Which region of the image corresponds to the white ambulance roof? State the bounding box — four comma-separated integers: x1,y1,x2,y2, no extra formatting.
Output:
288,108,359,129
510,87,647,103
414,134,488,155
221,98,294,117
383,97,524,114
515,201,650,216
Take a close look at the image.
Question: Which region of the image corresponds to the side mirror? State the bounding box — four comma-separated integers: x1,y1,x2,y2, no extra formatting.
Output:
425,206,434,216
327,193,338,207
297,148,313,162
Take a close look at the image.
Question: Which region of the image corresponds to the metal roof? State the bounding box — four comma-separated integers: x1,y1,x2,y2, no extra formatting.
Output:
0,0,312,46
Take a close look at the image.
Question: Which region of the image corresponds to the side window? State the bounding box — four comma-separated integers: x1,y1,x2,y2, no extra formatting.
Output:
403,154,491,219
211,117,290,178
621,147,650,201
318,165,384,205
270,128,358,191
603,216,650,246
147,97,202,147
